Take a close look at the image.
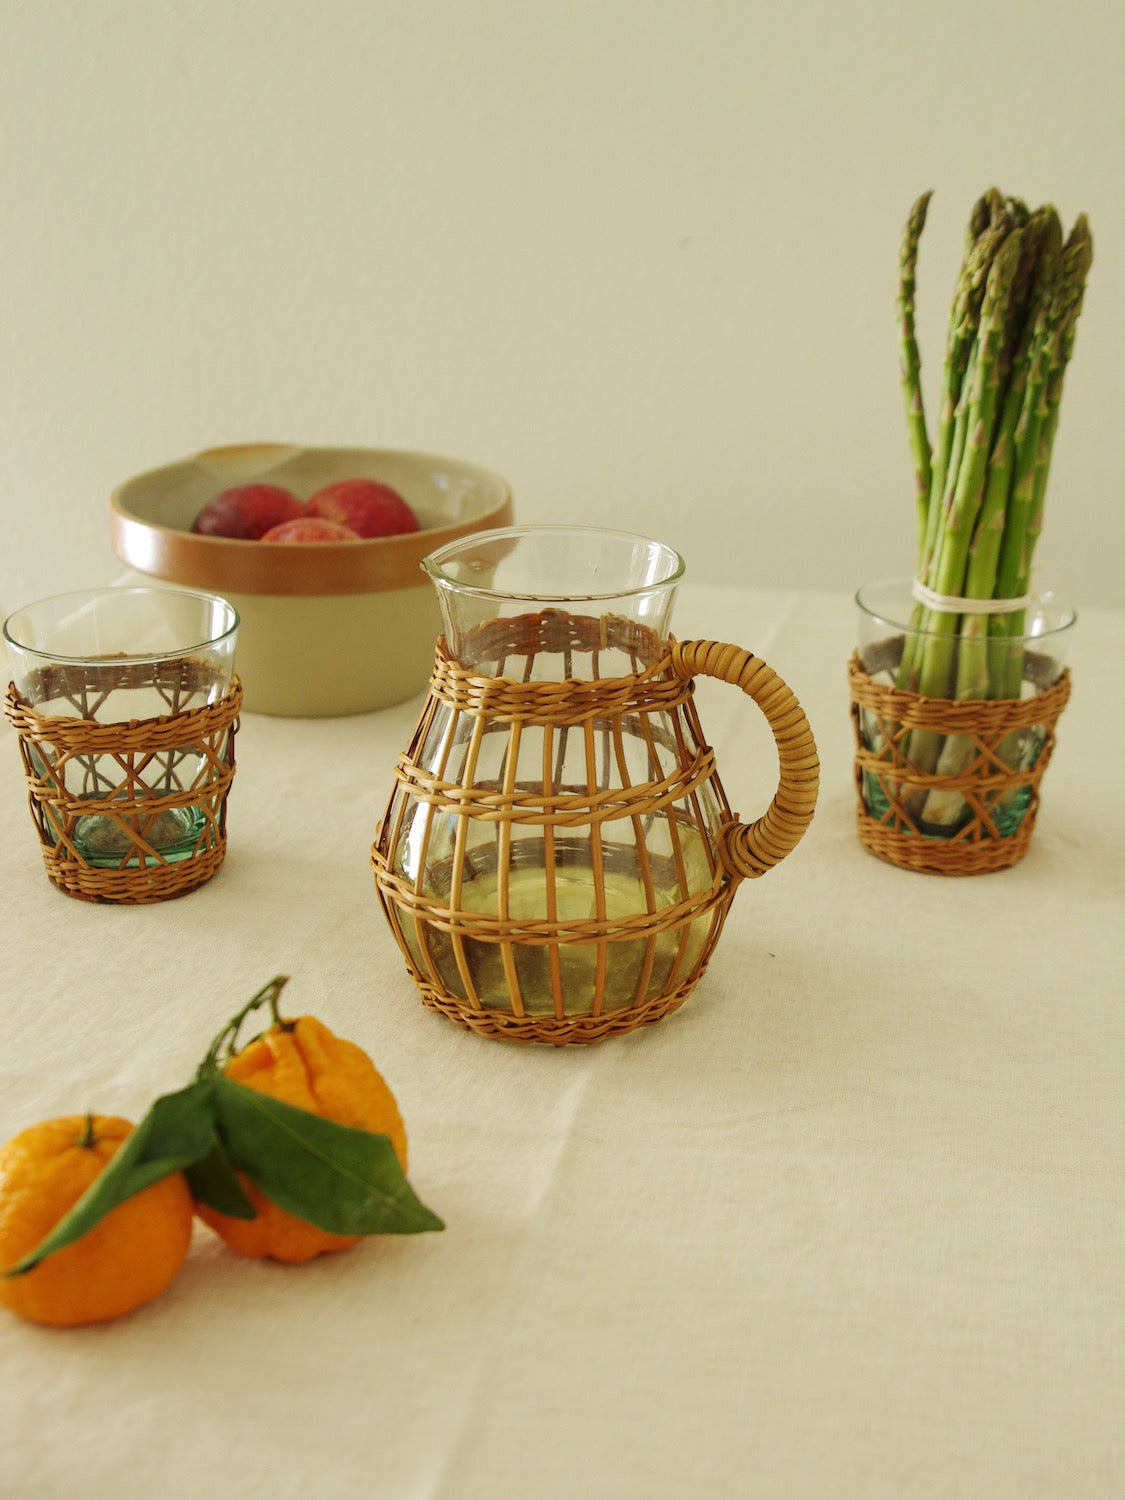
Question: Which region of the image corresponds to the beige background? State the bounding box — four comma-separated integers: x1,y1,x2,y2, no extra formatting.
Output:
1,0,1121,614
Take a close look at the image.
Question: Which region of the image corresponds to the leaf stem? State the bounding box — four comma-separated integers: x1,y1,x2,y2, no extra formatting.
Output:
197,975,291,1079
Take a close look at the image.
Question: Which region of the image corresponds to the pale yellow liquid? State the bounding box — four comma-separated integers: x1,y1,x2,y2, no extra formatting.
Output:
399,832,721,1017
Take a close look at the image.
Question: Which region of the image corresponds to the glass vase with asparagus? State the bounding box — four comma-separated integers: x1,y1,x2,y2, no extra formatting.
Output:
891,186,1092,830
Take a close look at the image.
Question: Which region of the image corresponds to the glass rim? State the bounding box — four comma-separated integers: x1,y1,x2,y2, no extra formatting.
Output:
421,524,686,604
855,576,1077,640
2,585,240,665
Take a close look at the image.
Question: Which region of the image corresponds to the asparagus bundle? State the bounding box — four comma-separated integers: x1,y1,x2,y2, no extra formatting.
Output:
892,188,1092,828
897,188,1092,698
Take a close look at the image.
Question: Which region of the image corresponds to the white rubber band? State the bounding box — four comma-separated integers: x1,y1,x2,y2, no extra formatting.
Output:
911,579,1031,614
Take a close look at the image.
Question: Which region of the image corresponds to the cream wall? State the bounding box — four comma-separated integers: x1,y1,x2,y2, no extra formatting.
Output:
1,0,1122,614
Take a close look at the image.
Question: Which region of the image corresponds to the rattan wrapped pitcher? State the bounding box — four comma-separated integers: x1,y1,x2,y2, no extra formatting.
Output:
372,527,819,1044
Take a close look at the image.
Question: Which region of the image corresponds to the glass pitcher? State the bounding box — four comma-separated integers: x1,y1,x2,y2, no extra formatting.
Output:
371,526,818,1045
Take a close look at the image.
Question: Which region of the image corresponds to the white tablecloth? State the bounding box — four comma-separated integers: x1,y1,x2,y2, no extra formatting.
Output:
1,584,1122,1499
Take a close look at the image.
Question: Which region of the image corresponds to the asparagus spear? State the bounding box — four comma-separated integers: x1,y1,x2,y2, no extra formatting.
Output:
992,214,1093,691
897,194,1015,697
957,209,1062,699
915,227,1025,699
894,216,1022,807
898,191,933,542
916,203,1014,582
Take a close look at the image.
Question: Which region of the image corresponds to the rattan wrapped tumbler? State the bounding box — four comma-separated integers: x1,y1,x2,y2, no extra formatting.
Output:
371,528,819,1045
4,586,241,903
5,668,241,903
849,579,1076,875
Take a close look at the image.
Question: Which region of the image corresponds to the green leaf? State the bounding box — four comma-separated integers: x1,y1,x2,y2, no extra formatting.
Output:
3,1079,218,1278
212,1076,444,1237
184,1134,258,1220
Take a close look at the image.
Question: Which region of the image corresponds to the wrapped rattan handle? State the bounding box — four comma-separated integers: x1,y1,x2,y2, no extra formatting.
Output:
671,640,819,880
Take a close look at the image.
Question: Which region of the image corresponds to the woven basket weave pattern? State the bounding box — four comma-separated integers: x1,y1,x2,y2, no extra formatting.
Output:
848,652,1071,875
5,663,241,904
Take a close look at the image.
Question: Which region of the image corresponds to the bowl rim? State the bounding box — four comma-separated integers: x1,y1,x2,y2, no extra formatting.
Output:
110,443,515,598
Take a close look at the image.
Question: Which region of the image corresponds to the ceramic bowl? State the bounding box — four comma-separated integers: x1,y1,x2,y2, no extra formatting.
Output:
110,442,514,716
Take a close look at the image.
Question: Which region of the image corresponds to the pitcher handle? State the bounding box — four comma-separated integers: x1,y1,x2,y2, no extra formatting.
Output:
671,640,819,880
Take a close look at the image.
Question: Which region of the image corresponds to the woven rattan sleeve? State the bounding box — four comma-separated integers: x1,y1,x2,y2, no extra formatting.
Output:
671,640,819,879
